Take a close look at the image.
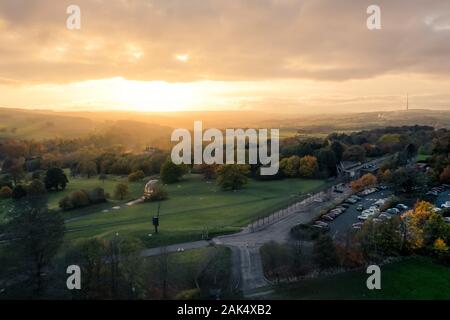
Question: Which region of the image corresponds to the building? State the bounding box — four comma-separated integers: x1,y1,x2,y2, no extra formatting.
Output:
337,156,388,180
144,179,159,200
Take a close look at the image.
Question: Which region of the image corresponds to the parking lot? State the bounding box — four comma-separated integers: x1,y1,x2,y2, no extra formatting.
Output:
320,184,450,241
436,189,450,209
327,189,394,240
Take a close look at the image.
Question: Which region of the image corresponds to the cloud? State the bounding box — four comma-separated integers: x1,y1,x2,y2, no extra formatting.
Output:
0,0,450,84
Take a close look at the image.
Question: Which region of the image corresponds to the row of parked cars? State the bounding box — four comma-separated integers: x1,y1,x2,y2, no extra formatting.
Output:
426,184,449,197
313,205,349,230
356,202,409,229
312,195,361,230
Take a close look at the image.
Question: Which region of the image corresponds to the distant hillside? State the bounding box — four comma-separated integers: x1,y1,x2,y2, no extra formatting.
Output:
1,107,450,145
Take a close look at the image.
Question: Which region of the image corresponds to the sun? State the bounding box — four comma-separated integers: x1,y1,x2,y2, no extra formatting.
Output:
175,53,189,62
111,78,198,112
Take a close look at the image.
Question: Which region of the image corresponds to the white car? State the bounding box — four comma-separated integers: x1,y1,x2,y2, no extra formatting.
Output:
358,215,370,221
441,201,450,209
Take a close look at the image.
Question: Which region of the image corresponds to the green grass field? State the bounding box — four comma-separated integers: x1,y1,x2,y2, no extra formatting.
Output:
268,257,450,300
62,174,326,247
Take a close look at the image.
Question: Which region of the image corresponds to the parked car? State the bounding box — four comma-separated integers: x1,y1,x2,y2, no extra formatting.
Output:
358,215,369,221
374,199,387,207
441,201,450,209
322,215,334,221
315,221,329,227
341,203,350,208
312,224,329,231
396,204,408,210
356,205,364,211
379,213,391,220
386,208,400,215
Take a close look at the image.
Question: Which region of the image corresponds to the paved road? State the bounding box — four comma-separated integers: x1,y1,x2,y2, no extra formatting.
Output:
140,240,210,257
213,186,353,293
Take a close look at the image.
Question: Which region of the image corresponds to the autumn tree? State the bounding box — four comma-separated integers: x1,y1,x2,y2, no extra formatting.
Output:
299,156,319,178
279,156,301,177
114,183,129,200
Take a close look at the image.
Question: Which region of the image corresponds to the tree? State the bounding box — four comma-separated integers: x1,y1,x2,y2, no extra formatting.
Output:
402,201,449,250
439,166,450,184
114,183,129,200
10,161,25,186
216,165,249,190
313,235,339,270
433,238,449,257
66,237,146,299
317,148,338,177
99,173,107,184
360,173,377,187
391,166,427,194
77,160,98,178
44,167,69,191
0,186,12,199
330,141,345,162
351,173,377,191
27,179,47,197
160,160,184,184
128,170,145,182
5,205,65,296
11,185,27,199
298,156,319,178
343,145,366,162
279,156,301,177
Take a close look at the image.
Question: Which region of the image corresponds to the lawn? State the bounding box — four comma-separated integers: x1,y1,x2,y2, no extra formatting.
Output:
416,154,431,162
268,257,450,300
46,174,144,210
63,174,327,247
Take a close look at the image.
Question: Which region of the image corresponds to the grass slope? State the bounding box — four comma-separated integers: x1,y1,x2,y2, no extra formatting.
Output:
64,174,326,247
268,257,450,300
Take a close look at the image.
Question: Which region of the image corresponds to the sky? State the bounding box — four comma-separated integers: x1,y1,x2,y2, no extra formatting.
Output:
1,0,450,114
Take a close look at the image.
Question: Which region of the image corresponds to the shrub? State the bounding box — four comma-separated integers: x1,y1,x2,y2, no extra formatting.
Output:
128,170,145,182
160,160,185,184
0,186,13,199
86,187,106,204
114,183,129,200
27,179,47,197
59,188,106,211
